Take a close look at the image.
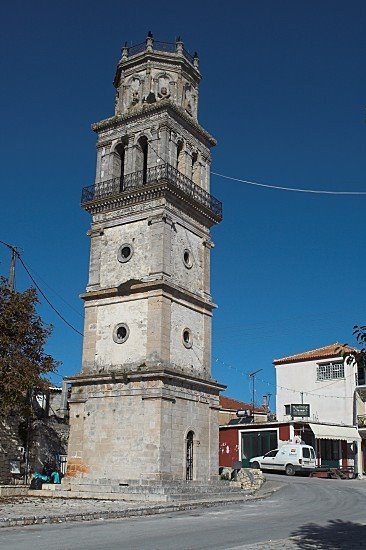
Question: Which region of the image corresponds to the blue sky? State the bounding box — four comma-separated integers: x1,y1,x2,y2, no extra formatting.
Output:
1,1,365,410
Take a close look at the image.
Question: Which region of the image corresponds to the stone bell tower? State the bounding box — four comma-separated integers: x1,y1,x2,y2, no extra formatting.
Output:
66,33,224,491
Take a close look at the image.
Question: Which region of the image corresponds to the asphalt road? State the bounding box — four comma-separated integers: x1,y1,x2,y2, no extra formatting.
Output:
2,474,366,549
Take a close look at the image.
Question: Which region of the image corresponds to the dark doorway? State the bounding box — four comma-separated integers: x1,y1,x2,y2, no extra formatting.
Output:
186,431,194,480
241,430,278,468
320,439,340,468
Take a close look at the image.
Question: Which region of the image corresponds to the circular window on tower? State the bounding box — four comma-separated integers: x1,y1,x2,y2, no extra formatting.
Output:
118,243,134,263
183,249,193,269
113,323,130,344
182,328,193,349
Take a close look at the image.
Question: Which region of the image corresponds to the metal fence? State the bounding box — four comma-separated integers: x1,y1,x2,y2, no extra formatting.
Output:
81,163,222,219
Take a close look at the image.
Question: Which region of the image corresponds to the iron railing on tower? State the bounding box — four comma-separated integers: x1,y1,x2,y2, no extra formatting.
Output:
81,163,222,220
124,37,196,66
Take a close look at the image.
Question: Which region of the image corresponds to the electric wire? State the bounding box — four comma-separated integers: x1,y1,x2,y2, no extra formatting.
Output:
211,171,366,196
24,263,84,319
17,254,83,337
149,137,366,196
214,356,358,400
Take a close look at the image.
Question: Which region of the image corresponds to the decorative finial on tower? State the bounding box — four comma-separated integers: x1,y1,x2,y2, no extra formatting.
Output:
193,51,199,69
146,31,154,52
121,41,129,62
175,36,184,55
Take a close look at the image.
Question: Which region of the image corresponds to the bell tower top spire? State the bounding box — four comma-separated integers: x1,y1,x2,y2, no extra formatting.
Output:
113,33,201,120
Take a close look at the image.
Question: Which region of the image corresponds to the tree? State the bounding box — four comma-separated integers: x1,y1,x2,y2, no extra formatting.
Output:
0,277,59,414
350,325,366,369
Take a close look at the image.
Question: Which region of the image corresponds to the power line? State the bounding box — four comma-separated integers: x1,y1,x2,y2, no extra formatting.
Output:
211,171,366,196
149,136,366,196
17,254,83,337
215,356,357,400
24,263,83,319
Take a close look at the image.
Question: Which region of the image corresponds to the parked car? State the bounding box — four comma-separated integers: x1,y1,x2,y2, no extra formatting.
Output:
249,443,316,476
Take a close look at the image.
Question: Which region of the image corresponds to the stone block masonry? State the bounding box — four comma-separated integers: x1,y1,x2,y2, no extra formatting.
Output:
66,36,224,496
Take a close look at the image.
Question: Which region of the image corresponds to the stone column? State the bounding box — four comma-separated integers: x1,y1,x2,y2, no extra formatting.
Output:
202,312,212,375
184,146,193,179
192,156,202,186
176,71,183,107
81,304,97,373
202,238,212,299
148,214,173,277
146,295,172,364
86,229,103,290
148,128,158,168
59,379,69,417
158,125,170,164
124,136,135,176
145,63,152,99
205,157,211,191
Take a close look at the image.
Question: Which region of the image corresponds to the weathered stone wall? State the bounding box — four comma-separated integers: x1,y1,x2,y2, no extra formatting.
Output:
171,222,204,295
99,220,149,288
170,301,207,372
94,298,148,369
0,414,69,484
0,415,23,484
66,376,220,483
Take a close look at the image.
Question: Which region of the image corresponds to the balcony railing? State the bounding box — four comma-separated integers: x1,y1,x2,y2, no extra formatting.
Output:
81,163,222,219
127,40,195,65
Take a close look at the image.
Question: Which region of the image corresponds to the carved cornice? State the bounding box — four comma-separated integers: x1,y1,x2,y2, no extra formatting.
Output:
82,180,221,226
65,366,226,394
80,277,216,313
91,99,216,148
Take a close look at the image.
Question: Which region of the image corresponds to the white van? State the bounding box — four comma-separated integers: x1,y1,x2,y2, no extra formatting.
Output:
249,443,316,476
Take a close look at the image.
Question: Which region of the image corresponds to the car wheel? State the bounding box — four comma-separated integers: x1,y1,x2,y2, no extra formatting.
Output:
251,461,260,469
285,464,295,476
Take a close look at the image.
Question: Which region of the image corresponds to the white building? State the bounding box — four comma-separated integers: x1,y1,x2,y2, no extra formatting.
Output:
274,342,364,474
274,342,357,425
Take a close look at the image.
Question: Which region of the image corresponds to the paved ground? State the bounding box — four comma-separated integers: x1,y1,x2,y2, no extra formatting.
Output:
1,474,366,548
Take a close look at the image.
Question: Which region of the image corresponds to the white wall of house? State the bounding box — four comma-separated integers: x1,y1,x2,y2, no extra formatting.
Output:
275,356,357,425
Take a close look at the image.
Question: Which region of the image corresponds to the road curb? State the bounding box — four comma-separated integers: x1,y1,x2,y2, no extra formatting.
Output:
0,496,255,529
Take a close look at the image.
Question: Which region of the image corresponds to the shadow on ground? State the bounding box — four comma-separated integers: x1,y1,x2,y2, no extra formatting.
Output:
292,519,366,548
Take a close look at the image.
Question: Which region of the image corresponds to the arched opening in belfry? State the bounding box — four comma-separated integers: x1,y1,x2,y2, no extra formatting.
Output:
115,142,126,191
186,431,194,480
136,136,148,184
176,140,184,174
191,151,199,185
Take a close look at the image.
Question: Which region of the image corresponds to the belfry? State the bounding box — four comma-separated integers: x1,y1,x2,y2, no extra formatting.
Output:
66,34,225,496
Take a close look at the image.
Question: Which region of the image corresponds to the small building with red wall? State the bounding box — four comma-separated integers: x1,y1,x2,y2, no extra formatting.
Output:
219,420,361,471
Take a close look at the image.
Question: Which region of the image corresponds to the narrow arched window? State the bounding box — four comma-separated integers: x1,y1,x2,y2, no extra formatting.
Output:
176,140,184,172
115,143,125,192
186,431,194,480
137,136,148,184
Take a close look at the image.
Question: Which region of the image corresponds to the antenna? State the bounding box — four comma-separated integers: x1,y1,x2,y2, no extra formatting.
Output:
249,368,263,422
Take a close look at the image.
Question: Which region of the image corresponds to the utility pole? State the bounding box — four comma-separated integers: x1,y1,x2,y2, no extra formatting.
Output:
249,369,263,423
8,246,18,291
0,240,19,291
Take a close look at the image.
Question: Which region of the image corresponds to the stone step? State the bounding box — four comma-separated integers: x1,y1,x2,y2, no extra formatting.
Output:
28,488,250,503
64,483,245,496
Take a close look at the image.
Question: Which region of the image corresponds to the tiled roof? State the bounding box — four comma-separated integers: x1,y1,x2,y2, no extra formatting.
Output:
219,396,266,413
273,342,357,365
